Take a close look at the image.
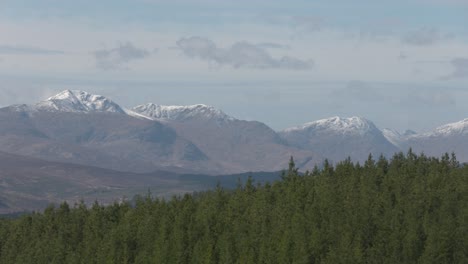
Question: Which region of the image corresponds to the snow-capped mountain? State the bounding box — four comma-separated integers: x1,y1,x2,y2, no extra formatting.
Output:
421,118,468,137
382,128,417,148
284,116,377,136
133,103,319,172
0,91,215,173
0,90,320,173
35,90,126,113
2,89,467,173
402,118,468,161
280,116,400,163
132,103,235,122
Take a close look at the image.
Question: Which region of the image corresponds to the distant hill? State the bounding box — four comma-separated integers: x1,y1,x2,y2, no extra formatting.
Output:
0,152,281,214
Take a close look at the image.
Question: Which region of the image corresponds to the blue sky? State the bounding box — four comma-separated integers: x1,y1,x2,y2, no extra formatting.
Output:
0,0,467,131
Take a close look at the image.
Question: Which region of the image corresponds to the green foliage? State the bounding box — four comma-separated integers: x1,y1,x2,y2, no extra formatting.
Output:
0,152,467,263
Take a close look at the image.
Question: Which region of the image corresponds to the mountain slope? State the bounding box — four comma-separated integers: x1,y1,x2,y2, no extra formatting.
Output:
280,116,400,162
382,128,417,148
133,103,321,172
133,103,234,122
0,152,186,214
0,90,319,174
10,89,468,173
35,90,126,113
403,118,468,161
0,152,284,214
0,92,216,174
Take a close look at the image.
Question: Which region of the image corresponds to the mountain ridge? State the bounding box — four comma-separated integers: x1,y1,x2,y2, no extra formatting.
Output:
283,116,377,135
1,89,468,172
132,103,235,122
0,90,321,174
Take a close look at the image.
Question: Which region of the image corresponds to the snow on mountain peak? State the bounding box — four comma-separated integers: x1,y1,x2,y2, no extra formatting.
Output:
382,128,419,148
284,116,376,135
132,103,235,122
382,128,405,147
36,90,125,114
429,118,468,137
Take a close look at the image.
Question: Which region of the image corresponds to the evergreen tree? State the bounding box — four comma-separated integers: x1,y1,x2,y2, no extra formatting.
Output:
0,152,466,263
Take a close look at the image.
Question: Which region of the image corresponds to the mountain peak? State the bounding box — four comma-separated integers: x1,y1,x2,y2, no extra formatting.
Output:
36,90,125,114
284,116,376,135
430,118,468,136
132,103,235,122
46,89,78,100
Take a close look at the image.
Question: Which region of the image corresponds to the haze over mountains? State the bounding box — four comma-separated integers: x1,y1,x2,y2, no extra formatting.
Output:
1,89,468,176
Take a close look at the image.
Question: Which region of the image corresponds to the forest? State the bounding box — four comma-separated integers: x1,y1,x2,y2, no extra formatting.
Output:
0,151,467,263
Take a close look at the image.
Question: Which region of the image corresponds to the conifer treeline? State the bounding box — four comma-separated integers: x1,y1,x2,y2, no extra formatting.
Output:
0,151,467,263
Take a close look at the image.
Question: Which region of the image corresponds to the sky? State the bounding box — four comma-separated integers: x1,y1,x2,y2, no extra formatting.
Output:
0,0,467,132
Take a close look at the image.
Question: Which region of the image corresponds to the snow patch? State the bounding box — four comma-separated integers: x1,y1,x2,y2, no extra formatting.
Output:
35,90,125,114
132,103,236,122
420,118,468,137
283,116,376,136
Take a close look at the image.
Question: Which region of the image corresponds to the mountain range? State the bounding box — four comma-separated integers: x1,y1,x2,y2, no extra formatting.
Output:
1,89,467,175
1,89,467,213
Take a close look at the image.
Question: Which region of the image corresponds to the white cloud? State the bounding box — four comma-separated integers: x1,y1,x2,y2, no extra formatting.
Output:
402,28,449,46
444,58,468,79
256,42,290,50
93,42,151,70
176,36,313,70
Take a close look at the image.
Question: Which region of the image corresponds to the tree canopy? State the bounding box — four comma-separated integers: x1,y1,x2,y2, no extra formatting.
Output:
0,151,467,263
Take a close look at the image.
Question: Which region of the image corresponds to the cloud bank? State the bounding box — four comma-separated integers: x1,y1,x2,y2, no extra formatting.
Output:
402,28,448,46
176,37,313,70
93,42,150,70
445,58,468,79
0,45,64,55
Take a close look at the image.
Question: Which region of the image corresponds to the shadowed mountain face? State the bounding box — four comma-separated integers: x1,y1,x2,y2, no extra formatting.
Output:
279,116,400,163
